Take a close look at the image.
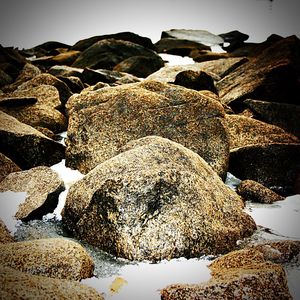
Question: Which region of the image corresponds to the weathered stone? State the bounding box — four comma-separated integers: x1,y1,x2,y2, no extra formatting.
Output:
72,39,161,70
0,166,64,221
161,248,292,300
48,65,83,78
0,96,37,107
225,114,299,150
161,29,224,46
229,143,300,195
0,152,21,182
27,41,71,57
72,31,155,51
0,219,15,244
62,136,256,262
49,50,81,65
216,36,300,110
56,75,85,93
66,80,229,178
0,111,65,170
113,55,165,78
190,50,230,62
0,238,94,280
0,69,13,87
0,265,104,299
219,30,249,52
237,179,285,204
244,99,300,139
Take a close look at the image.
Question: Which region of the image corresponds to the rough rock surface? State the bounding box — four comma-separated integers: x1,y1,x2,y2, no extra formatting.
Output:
62,136,256,262
65,80,229,178
161,248,292,300
229,143,300,195
0,152,21,182
237,179,285,204
0,166,64,221
0,238,94,280
0,265,104,299
0,219,15,244
0,112,65,172
225,114,299,150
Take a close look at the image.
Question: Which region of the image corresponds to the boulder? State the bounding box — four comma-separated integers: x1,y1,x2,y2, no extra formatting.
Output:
48,65,83,78
189,50,230,63
62,136,256,262
0,152,21,182
237,180,284,204
229,143,300,195
65,80,229,178
0,265,104,299
72,39,161,70
0,166,64,221
216,36,300,110
244,99,300,138
161,248,292,300
225,114,299,150
0,238,94,280
0,219,15,244
0,69,13,87
0,111,65,170
219,30,249,52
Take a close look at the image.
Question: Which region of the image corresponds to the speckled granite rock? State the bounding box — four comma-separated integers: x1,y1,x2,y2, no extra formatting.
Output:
237,179,285,203
62,136,256,262
0,166,64,221
0,219,14,244
226,114,299,150
161,248,292,300
0,265,104,299
0,111,65,169
0,152,21,182
0,238,94,280
66,80,229,178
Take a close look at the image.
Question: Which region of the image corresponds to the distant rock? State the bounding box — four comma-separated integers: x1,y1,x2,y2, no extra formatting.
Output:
219,30,249,52
62,136,255,261
72,39,161,70
0,152,21,182
237,179,284,204
244,99,300,139
229,143,300,195
161,29,224,46
0,111,65,169
0,166,64,221
0,265,104,299
0,219,15,244
66,80,229,178
161,248,292,300
48,65,83,78
189,50,230,62
225,114,299,150
0,238,94,280
25,41,71,57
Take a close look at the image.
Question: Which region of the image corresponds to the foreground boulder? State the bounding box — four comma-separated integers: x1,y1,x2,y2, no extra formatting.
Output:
0,219,14,244
0,111,65,169
0,166,64,221
62,136,256,262
0,265,104,299
66,80,229,178
0,238,94,280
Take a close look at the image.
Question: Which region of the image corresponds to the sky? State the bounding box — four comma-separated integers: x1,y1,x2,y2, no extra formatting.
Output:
0,0,299,49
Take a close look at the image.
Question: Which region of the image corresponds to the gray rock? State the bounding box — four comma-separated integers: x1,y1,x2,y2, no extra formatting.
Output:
62,136,256,262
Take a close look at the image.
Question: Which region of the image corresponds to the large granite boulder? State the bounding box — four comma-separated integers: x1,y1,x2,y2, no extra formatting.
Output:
0,111,65,169
0,166,64,221
62,136,256,262
0,265,104,299
0,238,94,280
65,80,230,178
0,152,21,182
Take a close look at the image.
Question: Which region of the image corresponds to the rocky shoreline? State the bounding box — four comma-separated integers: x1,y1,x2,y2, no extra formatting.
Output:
1,29,300,299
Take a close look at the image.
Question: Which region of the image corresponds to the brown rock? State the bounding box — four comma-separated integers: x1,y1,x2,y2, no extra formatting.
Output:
0,166,64,221
0,219,15,244
66,80,229,178
190,49,230,62
0,152,21,182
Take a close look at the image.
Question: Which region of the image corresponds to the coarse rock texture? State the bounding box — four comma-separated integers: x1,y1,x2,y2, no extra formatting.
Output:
225,114,299,150
0,219,15,244
229,143,300,195
0,111,65,170
0,238,94,280
237,179,285,204
65,80,230,178
0,166,65,221
244,99,300,138
161,248,292,300
0,84,67,133
0,265,104,299
216,36,300,110
62,136,256,262
72,39,162,70
0,152,21,182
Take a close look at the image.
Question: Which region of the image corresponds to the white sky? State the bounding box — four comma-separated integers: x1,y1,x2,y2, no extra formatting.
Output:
0,0,299,49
